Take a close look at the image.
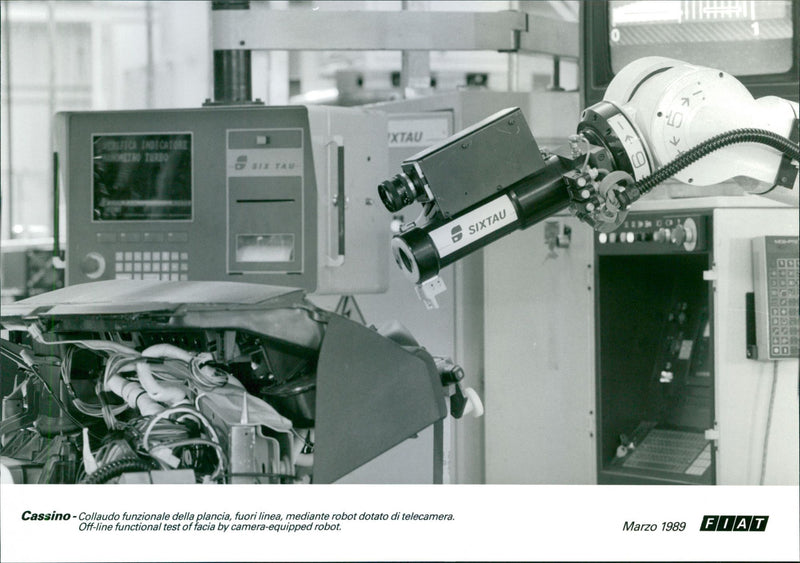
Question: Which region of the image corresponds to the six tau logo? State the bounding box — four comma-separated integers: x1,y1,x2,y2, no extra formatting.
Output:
450,225,463,244
700,515,768,532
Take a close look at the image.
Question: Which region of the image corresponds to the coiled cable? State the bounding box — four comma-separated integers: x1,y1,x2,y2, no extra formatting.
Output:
619,128,800,206
80,457,153,484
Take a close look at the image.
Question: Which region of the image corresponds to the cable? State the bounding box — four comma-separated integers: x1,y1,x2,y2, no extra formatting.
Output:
759,361,779,485
190,355,228,389
136,418,187,447
578,134,592,172
1,345,105,440
141,405,220,451
59,346,76,397
25,325,139,356
80,457,153,484
72,399,128,419
102,354,140,387
148,438,227,481
618,128,800,206
0,346,32,368
27,368,92,435
97,379,124,430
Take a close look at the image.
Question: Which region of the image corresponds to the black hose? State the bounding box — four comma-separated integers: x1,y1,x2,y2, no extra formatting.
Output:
81,457,153,484
620,128,800,206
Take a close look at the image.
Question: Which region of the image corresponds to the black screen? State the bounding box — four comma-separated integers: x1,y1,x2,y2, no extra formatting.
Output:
92,133,192,221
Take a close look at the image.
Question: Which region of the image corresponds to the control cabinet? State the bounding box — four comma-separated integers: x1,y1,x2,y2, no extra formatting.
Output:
57,105,389,294
595,204,799,485
484,197,796,486
595,210,715,484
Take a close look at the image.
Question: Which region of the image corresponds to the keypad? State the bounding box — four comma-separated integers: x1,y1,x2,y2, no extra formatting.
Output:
767,257,799,357
114,250,189,281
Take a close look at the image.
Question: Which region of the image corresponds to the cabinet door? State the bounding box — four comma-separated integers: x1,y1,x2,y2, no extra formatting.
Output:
484,216,596,484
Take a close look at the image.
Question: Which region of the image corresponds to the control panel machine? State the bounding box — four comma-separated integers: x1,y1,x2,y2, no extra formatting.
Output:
58,105,389,294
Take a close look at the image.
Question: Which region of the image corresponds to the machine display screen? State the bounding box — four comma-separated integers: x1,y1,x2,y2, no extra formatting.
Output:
92,133,192,221
609,1,794,76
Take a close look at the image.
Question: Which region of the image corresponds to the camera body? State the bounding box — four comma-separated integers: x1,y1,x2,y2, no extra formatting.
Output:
380,108,547,218
379,107,575,286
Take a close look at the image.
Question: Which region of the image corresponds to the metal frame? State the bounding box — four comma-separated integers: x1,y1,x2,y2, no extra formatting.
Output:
211,8,577,57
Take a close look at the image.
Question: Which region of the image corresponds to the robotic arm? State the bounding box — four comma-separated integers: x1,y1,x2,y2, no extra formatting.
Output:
377,57,799,308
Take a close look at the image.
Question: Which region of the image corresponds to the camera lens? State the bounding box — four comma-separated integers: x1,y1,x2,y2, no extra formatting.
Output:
377,173,418,212
396,246,414,272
